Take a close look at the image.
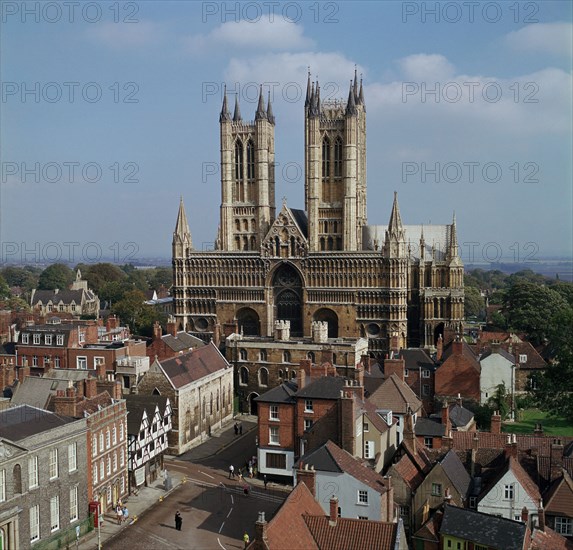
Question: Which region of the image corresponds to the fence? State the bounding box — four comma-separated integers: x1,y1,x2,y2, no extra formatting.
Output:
34,515,94,550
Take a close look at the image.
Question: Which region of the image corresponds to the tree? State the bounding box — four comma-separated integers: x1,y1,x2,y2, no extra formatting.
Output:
503,280,569,345
75,263,126,294
37,263,74,290
0,266,40,293
0,275,10,300
111,290,157,336
464,286,485,319
487,382,511,420
148,267,172,290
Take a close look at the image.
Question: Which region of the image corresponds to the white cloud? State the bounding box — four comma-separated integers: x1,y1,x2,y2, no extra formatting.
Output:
506,22,573,57
398,54,455,81
184,18,314,56
86,21,164,49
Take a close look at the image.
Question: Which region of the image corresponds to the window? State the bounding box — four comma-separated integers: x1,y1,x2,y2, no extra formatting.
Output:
49,449,59,480
120,450,125,468
363,422,369,432
270,405,279,420
259,349,267,361
519,354,527,363
30,504,40,542
112,426,117,445
269,426,280,445
99,433,104,452
106,429,111,448
423,384,430,396
240,366,249,385
469,496,477,508
93,464,98,484
120,423,124,441
404,369,409,377
54,356,60,368
22,333,29,344
113,452,118,472
99,460,104,480
322,137,331,180
358,490,368,504
304,419,313,432
307,352,315,362
364,440,375,459
77,357,87,370
504,484,514,500
92,436,97,457
422,369,431,378
424,437,433,448
50,495,60,531
106,485,112,504
266,453,286,469
283,351,291,363
304,400,314,413
68,443,77,472
235,140,244,181
107,457,111,476
32,355,38,366
45,334,52,345
334,137,343,178
431,483,442,496
56,334,64,345
358,516,368,520
0,469,5,502
70,486,78,522
29,456,39,488
239,349,247,361
33,333,40,344
556,517,572,536
259,367,269,387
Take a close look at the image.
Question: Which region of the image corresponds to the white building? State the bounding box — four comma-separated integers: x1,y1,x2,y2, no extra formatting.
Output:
479,346,515,404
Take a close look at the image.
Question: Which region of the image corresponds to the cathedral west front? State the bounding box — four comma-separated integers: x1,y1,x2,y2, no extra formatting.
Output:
172,72,464,357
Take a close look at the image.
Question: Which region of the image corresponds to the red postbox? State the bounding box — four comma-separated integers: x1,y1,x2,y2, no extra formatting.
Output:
89,501,103,527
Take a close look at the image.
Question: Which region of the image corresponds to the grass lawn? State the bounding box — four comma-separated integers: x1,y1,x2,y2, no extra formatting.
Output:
502,408,573,437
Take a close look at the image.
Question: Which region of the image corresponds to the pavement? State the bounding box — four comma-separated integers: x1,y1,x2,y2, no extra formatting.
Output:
79,414,263,549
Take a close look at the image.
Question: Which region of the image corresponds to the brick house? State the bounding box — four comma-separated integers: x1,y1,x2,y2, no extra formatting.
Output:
544,470,573,538
246,469,408,550
0,405,88,549
146,317,204,362
135,342,234,455
435,338,481,402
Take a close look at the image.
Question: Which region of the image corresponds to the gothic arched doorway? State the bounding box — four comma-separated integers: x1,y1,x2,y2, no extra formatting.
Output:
273,264,303,337
248,392,259,416
313,308,339,338
237,307,260,336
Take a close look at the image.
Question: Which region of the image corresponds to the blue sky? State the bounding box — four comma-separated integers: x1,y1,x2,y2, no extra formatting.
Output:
1,1,572,264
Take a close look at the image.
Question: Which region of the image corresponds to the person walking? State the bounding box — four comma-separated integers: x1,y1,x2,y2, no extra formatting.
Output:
122,506,129,523
263,475,268,490
243,484,250,497
239,423,243,435
229,464,235,479
234,422,238,436
243,531,250,548
175,511,182,531
248,465,253,478
116,504,123,525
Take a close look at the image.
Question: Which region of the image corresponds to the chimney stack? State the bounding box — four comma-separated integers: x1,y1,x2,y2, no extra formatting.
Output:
166,315,177,337
452,336,463,356
85,377,97,399
537,502,545,532
153,321,162,341
96,361,107,381
254,511,268,546
442,401,451,434
505,434,518,459
436,334,444,361
521,506,529,524
383,356,405,381
491,411,501,434
329,496,338,526
296,463,316,498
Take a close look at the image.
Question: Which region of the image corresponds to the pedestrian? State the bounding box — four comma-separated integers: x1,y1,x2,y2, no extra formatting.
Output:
249,465,253,478
243,531,250,548
264,474,268,490
243,484,250,497
238,469,243,481
122,506,129,523
229,464,235,479
239,423,243,435
234,422,238,436
116,504,123,525
175,511,182,531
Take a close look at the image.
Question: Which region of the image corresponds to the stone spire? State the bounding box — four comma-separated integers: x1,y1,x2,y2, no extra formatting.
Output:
420,224,426,260
346,80,357,116
267,90,275,125
353,66,359,102
449,212,460,260
233,94,242,122
305,68,312,108
219,86,231,122
173,197,193,254
358,76,365,108
255,85,267,120
387,191,403,233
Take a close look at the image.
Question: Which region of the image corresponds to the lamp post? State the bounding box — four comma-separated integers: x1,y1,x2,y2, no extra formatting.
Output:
97,496,102,550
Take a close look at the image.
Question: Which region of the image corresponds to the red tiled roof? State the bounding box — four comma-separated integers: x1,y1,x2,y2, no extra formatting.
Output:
303,516,398,550
76,391,113,415
263,482,322,549
502,341,547,370
361,398,391,434
509,456,542,502
367,373,422,414
530,526,573,550
391,453,425,490
159,342,229,389
452,432,573,457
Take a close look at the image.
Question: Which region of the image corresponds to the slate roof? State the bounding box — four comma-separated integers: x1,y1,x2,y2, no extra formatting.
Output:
303,516,399,550
504,341,547,370
448,403,474,428
161,331,205,352
479,456,541,503
290,208,309,238
367,373,422,414
400,348,436,370
255,380,298,404
158,342,230,389
480,348,515,363
11,377,71,409
297,440,390,495
125,394,169,434
296,376,348,400
441,340,480,366
415,417,445,437
439,450,471,497
31,288,96,305
0,404,75,441
439,504,527,550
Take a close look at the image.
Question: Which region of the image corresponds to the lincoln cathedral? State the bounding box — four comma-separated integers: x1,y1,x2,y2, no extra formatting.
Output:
172,71,464,356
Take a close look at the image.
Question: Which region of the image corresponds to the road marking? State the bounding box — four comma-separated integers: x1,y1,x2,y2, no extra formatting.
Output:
231,495,234,505
218,521,225,533
226,507,233,519
199,470,215,480
217,537,227,549
132,527,180,549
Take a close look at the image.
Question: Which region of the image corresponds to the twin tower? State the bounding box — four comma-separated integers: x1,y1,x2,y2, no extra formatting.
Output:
218,70,367,253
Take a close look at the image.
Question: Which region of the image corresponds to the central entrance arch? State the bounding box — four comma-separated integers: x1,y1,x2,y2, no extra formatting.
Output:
273,263,303,337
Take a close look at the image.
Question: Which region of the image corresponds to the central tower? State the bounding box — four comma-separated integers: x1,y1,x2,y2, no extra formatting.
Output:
305,69,367,252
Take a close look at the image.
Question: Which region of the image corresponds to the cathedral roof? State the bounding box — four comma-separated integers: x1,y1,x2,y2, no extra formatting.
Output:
290,209,309,238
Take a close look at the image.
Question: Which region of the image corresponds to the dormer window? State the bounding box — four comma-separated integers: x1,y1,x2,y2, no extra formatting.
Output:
33,334,40,344
519,354,527,363
22,333,29,344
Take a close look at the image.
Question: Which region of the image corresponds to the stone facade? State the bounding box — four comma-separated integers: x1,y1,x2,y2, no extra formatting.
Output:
172,72,464,358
